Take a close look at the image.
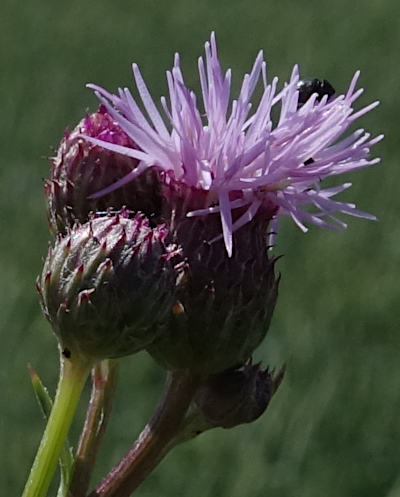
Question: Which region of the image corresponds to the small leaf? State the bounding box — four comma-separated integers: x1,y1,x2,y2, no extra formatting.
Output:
28,364,74,496
28,364,53,419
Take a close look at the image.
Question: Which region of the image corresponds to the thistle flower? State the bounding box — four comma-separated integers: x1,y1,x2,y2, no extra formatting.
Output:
75,33,382,375
83,32,383,257
45,106,162,234
37,211,178,361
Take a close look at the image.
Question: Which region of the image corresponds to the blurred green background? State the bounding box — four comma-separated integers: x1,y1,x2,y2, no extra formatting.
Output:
1,0,398,495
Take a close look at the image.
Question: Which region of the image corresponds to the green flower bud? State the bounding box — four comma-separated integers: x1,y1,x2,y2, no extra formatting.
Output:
37,212,178,360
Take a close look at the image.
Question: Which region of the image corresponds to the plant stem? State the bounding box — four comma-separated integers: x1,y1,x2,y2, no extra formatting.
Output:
22,350,92,497
69,360,118,497
28,364,75,496
88,369,200,497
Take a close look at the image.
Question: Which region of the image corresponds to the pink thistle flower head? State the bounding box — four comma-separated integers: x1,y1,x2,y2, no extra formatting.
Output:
84,32,383,257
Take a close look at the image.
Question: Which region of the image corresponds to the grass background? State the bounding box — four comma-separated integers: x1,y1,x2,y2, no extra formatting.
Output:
1,0,399,495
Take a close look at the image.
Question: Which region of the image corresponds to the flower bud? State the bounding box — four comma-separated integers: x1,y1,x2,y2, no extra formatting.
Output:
172,363,284,444
193,363,285,429
45,106,162,234
37,212,178,360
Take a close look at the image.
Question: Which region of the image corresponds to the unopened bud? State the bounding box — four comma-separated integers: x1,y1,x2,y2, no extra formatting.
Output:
45,106,162,234
37,212,178,360
194,363,285,429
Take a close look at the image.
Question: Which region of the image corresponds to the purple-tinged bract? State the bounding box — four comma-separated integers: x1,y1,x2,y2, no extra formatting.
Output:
37,211,179,360
84,33,383,256
45,106,162,234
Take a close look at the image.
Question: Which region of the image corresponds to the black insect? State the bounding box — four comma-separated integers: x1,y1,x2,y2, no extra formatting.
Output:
297,79,336,166
297,78,335,108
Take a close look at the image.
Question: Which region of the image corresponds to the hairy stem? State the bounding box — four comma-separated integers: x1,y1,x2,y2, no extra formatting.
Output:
69,360,118,497
88,370,200,497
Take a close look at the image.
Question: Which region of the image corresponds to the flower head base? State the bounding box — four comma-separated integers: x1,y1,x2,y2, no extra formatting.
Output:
45,106,163,234
37,211,178,361
84,33,383,256
147,205,279,375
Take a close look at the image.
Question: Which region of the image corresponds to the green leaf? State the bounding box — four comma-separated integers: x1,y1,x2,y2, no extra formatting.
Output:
28,364,75,497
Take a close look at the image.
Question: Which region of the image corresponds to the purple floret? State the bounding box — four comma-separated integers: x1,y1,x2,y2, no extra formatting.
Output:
83,33,383,256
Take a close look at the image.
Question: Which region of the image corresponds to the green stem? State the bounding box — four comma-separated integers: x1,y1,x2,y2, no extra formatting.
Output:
28,364,75,496
22,350,92,497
